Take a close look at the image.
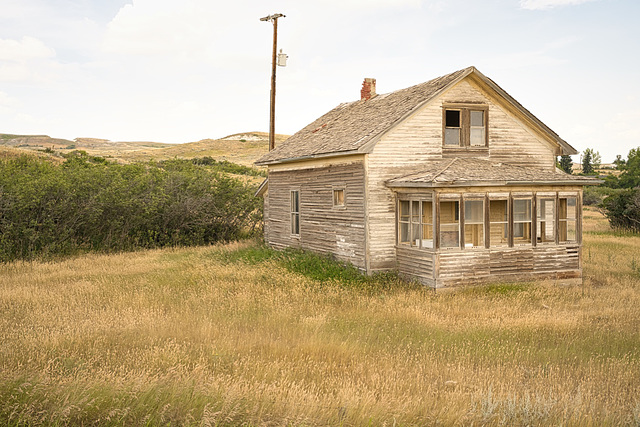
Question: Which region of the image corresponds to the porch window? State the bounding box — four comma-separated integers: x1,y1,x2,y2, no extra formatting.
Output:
399,200,410,245
464,200,484,248
440,200,460,248
513,198,532,245
398,199,433,249
290,190,300,235
421,201,433,248
559,197,577,242
537,197,556,244
489,199,509,247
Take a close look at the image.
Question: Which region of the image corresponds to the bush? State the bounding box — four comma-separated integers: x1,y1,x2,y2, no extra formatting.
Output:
601,188,640,233
583,186,622,206
0,154,262,261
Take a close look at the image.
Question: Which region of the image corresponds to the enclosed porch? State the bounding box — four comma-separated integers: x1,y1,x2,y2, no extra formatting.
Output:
386,159,597,288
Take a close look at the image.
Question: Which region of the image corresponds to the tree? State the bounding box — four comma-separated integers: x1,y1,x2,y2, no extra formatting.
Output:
618,147,640,189
613,154,626,170
584,148,601,170
582,150,594,175
558,155,573,174
602,188,640,232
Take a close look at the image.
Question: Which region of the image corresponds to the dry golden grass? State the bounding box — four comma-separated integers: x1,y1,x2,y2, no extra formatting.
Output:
1,213,639,425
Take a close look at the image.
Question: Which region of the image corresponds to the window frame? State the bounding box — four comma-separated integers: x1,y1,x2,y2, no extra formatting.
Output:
513,197,533,245
442,104,489,149
290,189,300,236
332,186,346,209
559,195,578,243
397,196,434,250
536,195,557,245
439,197,461,250
489,198,509,247
463,198,485,249
396,191,581,251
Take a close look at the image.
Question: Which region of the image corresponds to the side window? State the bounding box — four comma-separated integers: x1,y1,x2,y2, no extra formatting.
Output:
290,190,300,235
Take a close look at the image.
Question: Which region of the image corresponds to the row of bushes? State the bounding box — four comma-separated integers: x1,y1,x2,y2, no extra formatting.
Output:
0,152,262,262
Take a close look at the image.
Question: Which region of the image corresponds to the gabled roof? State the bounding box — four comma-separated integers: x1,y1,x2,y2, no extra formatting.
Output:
386,158,600,188
256,66,577,166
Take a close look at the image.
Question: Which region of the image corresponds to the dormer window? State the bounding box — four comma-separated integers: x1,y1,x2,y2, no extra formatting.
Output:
443,105,488,148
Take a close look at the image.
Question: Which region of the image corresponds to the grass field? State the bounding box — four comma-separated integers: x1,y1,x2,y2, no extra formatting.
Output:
1,208,639,425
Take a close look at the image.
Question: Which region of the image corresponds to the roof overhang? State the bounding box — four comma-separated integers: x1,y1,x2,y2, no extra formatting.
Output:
254,178,268,197
255,149,362,166
387,179,603,189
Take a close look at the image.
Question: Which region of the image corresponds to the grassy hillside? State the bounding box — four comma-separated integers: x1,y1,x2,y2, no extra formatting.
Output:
0,131,288,166
0,209,639,425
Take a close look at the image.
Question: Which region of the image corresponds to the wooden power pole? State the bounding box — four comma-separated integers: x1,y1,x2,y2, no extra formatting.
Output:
260,13,286,151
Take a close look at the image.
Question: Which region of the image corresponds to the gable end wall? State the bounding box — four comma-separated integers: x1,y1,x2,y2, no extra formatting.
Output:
366,78,559,271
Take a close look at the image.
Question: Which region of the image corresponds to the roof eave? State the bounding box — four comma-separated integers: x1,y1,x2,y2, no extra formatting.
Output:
386,178,602,188
255,149,362,166
254,178,268,197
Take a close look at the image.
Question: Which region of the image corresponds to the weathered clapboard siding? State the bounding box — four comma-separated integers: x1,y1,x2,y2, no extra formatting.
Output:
266,161,367,269
396,246,435,286
448,79,557,168
429,245,581,287
365,79,559,271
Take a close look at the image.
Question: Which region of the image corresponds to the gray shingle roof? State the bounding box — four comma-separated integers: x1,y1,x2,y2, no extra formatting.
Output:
256,66,576,166
256,67,472,165
386,158,601,187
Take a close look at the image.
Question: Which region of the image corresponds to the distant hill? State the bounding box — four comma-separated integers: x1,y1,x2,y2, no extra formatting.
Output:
0,132,289,166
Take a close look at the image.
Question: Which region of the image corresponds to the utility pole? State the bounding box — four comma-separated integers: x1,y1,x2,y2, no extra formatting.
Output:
260,13,286,151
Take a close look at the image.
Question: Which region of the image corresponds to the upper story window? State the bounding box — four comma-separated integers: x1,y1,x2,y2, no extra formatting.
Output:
443,105,488,148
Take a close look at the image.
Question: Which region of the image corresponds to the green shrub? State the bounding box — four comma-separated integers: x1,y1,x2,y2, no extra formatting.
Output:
583,186,622,206
0,154,262,261
601,188,640,233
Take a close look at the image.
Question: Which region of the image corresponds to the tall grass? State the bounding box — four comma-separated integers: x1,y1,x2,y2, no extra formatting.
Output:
0,212,639,425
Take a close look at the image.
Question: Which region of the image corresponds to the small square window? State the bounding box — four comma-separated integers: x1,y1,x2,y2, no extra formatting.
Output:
333,189,345,207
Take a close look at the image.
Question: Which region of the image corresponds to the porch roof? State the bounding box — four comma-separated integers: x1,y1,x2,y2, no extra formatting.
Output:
386,158,601,188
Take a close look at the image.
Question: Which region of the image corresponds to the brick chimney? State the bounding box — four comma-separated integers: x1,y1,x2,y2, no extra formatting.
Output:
360,78,376,101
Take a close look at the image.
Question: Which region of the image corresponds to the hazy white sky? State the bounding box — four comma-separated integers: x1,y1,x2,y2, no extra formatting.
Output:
1,0,638,162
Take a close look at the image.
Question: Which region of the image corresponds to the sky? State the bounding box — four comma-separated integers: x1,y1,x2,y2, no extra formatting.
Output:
1,0,638,163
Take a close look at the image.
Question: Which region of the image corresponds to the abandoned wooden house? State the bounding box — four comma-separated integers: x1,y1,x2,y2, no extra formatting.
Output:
255,66,599,287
